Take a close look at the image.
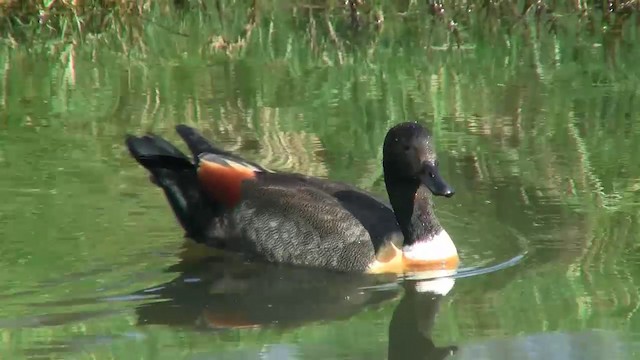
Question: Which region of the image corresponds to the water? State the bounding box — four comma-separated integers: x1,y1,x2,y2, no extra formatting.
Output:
1,4,640,359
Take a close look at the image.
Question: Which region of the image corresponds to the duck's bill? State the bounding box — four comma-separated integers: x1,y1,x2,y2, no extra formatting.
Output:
420,166,455,197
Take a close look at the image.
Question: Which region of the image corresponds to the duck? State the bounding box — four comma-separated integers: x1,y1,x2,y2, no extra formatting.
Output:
125,122,459,274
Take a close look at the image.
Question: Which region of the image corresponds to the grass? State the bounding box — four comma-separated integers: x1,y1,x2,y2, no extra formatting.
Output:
1,1,639,59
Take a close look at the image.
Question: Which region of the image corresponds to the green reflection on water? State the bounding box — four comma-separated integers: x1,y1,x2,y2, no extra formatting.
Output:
1,3,640,359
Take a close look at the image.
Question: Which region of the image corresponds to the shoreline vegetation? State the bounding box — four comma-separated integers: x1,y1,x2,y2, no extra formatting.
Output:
1,1,639,60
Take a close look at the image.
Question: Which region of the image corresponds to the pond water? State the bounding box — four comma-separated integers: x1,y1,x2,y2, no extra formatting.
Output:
1,4,640,359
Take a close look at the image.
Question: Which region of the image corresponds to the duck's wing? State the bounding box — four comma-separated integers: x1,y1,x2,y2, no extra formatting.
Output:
194,154,401,272
229,178,380,272
253,172,401,252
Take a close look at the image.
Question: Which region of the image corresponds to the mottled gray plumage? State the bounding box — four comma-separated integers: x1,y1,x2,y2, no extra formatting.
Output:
125,122,454,273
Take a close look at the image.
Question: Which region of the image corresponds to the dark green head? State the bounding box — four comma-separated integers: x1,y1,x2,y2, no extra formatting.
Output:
383,122,454,197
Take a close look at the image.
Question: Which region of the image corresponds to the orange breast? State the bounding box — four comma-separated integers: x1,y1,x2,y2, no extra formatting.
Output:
366,242,460,275
198,158,257,207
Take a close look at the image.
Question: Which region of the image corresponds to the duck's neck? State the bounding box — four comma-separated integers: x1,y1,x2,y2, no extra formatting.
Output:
384,177,442,246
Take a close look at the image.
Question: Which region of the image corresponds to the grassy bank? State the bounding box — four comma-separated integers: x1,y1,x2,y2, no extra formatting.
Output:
2,1,639,58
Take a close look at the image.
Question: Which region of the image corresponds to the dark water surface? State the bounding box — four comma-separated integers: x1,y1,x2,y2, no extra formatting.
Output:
1,5,640,360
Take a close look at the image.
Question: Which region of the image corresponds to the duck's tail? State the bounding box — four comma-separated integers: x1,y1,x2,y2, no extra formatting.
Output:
125,130,219,239
174,124,268,172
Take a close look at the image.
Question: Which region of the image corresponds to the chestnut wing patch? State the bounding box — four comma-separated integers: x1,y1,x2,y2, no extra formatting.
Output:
197,154,263,208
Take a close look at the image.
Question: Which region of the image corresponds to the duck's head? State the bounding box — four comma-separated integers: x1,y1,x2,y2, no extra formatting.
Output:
382,122,454,197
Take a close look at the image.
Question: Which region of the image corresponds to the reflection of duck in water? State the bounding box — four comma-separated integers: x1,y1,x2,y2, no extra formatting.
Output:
389,279,458,360
136,259,400,330
134,259,457,360
125,122,458,275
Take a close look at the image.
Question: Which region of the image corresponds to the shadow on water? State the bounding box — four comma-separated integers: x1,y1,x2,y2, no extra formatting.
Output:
388,281,458,360
136,258,400,331
134,257,459,360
